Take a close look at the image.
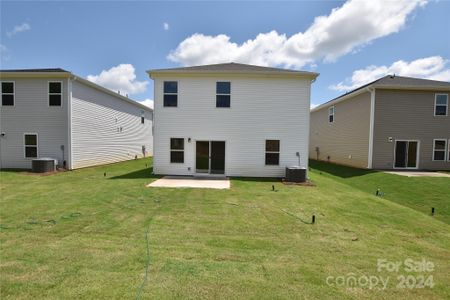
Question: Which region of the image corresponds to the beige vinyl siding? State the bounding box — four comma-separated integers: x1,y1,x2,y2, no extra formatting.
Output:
71,80,153,169
372,89,450,170
309,92,371,168
0,78,69,169
153,76,311,177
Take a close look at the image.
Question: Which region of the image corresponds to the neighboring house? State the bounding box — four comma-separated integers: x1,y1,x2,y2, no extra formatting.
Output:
0,68,153,170
148,63,318,177
310,75,450,170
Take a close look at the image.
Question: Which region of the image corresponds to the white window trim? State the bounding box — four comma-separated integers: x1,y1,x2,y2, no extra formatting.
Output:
48,81,63,107
1,81,15,107
216,82,231,108
448,139,450,162
328,105,335,123
24,133,39,159
432,139,447,161
163,81,178,107
434,94,448,116
265,139,280,166
170,138,184,164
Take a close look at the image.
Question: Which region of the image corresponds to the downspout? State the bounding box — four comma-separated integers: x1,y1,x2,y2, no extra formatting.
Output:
367,87,375,169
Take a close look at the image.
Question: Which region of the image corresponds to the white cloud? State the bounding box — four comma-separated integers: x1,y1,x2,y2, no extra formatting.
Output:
7,22,31,37
168,0,427,68
87,64,148,95
330,56,450,91
163,22,170,31
310,103,319,110
139,99,154,109
0,44,10,61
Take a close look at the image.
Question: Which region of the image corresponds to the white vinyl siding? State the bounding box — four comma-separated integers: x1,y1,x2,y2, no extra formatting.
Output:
152,76,311,177
71,80,153,169
0,78,69,169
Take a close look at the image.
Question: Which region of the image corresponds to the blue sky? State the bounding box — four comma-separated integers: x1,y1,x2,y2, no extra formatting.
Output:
1,0,449,108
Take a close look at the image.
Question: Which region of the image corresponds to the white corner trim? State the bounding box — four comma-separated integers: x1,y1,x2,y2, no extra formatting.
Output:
67,78,73,169
367,88,375,169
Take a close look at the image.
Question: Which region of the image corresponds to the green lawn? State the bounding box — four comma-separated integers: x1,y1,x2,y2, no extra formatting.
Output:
309,160,450,224
1,158,449,299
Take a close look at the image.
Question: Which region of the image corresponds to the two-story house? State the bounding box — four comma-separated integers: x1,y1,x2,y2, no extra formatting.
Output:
148,63,318,177
310,75,450,170
0,68,153,170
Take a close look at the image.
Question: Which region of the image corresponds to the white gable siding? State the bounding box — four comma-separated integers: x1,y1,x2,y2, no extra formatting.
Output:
0,78,69,169
153,76,311,177
71,80,153,169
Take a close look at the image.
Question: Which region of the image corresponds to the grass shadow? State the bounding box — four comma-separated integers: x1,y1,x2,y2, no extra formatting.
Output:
309,159,376,178
110,167,159,179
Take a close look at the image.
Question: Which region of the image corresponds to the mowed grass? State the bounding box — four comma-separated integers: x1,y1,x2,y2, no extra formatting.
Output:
0,158,449,299
310,160,450,224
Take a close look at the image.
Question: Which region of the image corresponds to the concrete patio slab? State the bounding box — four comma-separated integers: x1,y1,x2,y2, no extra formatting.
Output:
147,176,230,189
384,171,450,178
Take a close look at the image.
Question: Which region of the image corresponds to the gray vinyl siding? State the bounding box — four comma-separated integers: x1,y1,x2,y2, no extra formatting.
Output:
71,80,153,169
372,89,450,170
309,92,371,168
153,76,311,177
0,78,69,169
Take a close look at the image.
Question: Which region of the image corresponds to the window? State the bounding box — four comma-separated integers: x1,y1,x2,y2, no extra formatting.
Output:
170,138,184,163
164,81,178,107
448,139,450,162
141,110,145,124
265,140,280,165
328,106,335,123
216,82,230,108
24,134,38,158
1,82,14,106
435,94,448,116
49,82,62,106
433,139,447,161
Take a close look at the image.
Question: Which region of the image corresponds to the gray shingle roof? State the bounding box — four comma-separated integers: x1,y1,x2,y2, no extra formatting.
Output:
373,75,450,88
312,75,450,112
0,68,69,73
149,62,318,77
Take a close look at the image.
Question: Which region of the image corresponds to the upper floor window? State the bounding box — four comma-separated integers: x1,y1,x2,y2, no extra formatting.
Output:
265,140,280,165
434,94,448,116
328,106,335,123
49,82,62,106
1,81,14,106
216,82,230,108
432,139,447,161
164,81,178,107
141,110,145,124
24,134,38,158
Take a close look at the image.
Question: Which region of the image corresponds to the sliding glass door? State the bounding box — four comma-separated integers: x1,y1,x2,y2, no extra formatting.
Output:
195,141,225,174
394,140,419,169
